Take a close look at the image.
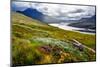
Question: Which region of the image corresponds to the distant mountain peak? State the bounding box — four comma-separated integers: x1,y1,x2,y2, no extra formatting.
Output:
16,8,44,21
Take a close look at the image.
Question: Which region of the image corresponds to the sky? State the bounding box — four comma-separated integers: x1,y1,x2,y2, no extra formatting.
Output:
12,1,95,21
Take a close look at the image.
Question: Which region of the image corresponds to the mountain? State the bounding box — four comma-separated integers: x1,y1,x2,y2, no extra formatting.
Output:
16,8,44,21
68,15,96,30
79,15,96,23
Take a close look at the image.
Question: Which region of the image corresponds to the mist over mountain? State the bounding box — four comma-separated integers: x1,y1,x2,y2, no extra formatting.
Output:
78,15,96,23
68,15,96,30
16,8,61,23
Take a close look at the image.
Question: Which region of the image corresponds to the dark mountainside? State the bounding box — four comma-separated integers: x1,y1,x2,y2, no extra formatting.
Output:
68,15,96,30
16,8,44,21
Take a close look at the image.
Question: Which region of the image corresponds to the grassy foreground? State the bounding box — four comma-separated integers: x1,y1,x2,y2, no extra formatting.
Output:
12,12,96,66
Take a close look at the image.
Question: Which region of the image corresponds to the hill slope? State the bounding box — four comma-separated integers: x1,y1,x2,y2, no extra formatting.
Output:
12,12,96,66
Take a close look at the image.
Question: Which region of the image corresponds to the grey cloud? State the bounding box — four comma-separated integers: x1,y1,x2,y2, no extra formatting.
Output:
69,9,85,13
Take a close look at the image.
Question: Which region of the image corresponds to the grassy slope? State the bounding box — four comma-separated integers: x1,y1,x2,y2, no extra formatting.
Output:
12,12,96,66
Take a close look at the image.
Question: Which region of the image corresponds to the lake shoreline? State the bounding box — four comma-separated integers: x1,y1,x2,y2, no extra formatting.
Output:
49,23,95,35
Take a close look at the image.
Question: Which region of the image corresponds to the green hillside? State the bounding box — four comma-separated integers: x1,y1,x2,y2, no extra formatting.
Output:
12,12,96,66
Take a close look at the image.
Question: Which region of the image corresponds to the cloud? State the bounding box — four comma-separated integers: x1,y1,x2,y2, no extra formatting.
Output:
32,3,61,16
12,2,95,20
12,2,30,11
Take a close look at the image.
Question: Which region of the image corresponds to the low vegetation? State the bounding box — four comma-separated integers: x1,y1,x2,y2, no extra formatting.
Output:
12,12,96,66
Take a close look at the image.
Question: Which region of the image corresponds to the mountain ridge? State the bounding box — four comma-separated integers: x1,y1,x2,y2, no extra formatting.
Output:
68,15,96,30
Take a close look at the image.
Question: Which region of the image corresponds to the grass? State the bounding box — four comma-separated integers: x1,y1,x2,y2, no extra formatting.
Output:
12,12,96,66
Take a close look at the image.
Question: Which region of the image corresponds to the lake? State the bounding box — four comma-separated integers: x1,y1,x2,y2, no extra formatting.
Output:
49,23,95,35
